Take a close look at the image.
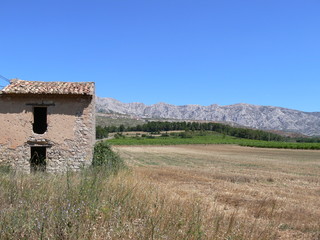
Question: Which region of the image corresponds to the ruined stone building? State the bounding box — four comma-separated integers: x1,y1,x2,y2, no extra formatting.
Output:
0,79,95,173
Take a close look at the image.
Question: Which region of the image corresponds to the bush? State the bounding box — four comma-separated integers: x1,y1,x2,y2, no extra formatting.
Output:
198,130,207,136
96,126,109,139
114,133,125,139
92,141,125,173
146,135,156,139
179,131,193,138
161,132,169,137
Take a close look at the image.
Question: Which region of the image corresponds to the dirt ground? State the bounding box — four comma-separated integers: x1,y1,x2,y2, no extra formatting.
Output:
115,144,320,240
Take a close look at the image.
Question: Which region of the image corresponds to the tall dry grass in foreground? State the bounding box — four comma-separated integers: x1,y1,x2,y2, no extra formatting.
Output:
0,165,281,240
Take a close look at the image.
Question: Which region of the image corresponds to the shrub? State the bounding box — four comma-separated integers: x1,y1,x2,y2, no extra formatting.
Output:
114,133,125,139
179,131,193,138
161,132,169,137
92,141,125,173
96,126,109,139
198,130,207,136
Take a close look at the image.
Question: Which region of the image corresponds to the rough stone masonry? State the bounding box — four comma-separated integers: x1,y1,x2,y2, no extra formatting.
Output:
0,79,95,173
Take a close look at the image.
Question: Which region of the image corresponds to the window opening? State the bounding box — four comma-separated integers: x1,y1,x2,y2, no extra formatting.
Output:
33,107,47,134
30,147,46,172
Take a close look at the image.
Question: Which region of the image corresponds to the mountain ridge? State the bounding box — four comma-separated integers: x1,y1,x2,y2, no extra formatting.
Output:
96,97,320,136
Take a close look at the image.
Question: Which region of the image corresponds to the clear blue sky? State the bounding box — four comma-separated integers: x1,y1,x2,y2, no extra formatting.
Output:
1,0,319,112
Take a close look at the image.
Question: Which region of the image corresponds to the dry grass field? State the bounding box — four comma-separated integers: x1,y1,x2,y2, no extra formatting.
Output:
115,144,320,240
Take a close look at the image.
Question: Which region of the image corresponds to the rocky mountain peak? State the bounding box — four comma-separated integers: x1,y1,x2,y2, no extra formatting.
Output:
96,97,320,136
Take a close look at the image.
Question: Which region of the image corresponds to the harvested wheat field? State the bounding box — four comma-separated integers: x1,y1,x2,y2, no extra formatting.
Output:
114,144,320,240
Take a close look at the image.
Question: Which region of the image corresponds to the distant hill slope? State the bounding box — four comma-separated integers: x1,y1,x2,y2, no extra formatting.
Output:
96,97,320,136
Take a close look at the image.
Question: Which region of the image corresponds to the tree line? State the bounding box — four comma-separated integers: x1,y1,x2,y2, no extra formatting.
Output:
96,121,286,141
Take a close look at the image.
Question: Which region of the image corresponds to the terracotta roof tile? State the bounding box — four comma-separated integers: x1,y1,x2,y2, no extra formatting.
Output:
1,79,94,95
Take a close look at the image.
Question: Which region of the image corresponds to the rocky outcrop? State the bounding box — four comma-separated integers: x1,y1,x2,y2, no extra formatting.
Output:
96,97,320,136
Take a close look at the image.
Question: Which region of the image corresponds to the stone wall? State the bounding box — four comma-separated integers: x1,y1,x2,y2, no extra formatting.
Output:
0,94,95,173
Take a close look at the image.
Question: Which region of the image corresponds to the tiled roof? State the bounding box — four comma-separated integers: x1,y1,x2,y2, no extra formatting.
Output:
0,79,94,95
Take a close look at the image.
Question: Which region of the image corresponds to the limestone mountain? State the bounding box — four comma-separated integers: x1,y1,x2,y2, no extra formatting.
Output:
96,97,320,136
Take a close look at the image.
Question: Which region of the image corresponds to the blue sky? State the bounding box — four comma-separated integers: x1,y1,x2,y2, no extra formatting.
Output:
1,0,319,112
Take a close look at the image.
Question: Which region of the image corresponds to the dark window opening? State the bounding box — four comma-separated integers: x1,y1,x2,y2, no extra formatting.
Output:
30,147,46,172
33,107,47,134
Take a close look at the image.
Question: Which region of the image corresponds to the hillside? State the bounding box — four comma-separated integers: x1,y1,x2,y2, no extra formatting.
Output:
96,97,320,136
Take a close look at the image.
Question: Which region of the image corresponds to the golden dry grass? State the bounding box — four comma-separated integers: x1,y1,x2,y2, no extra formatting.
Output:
0,168,215,239
115,144,320,240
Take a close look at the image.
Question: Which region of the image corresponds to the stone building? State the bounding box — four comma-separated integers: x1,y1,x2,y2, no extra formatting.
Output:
0,79,95,173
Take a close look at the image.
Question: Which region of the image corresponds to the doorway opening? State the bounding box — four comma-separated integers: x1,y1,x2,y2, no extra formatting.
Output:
33,107,47,134
30,147,46,172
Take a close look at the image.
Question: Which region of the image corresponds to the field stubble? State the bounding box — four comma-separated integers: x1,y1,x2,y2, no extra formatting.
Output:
115,144,320,240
